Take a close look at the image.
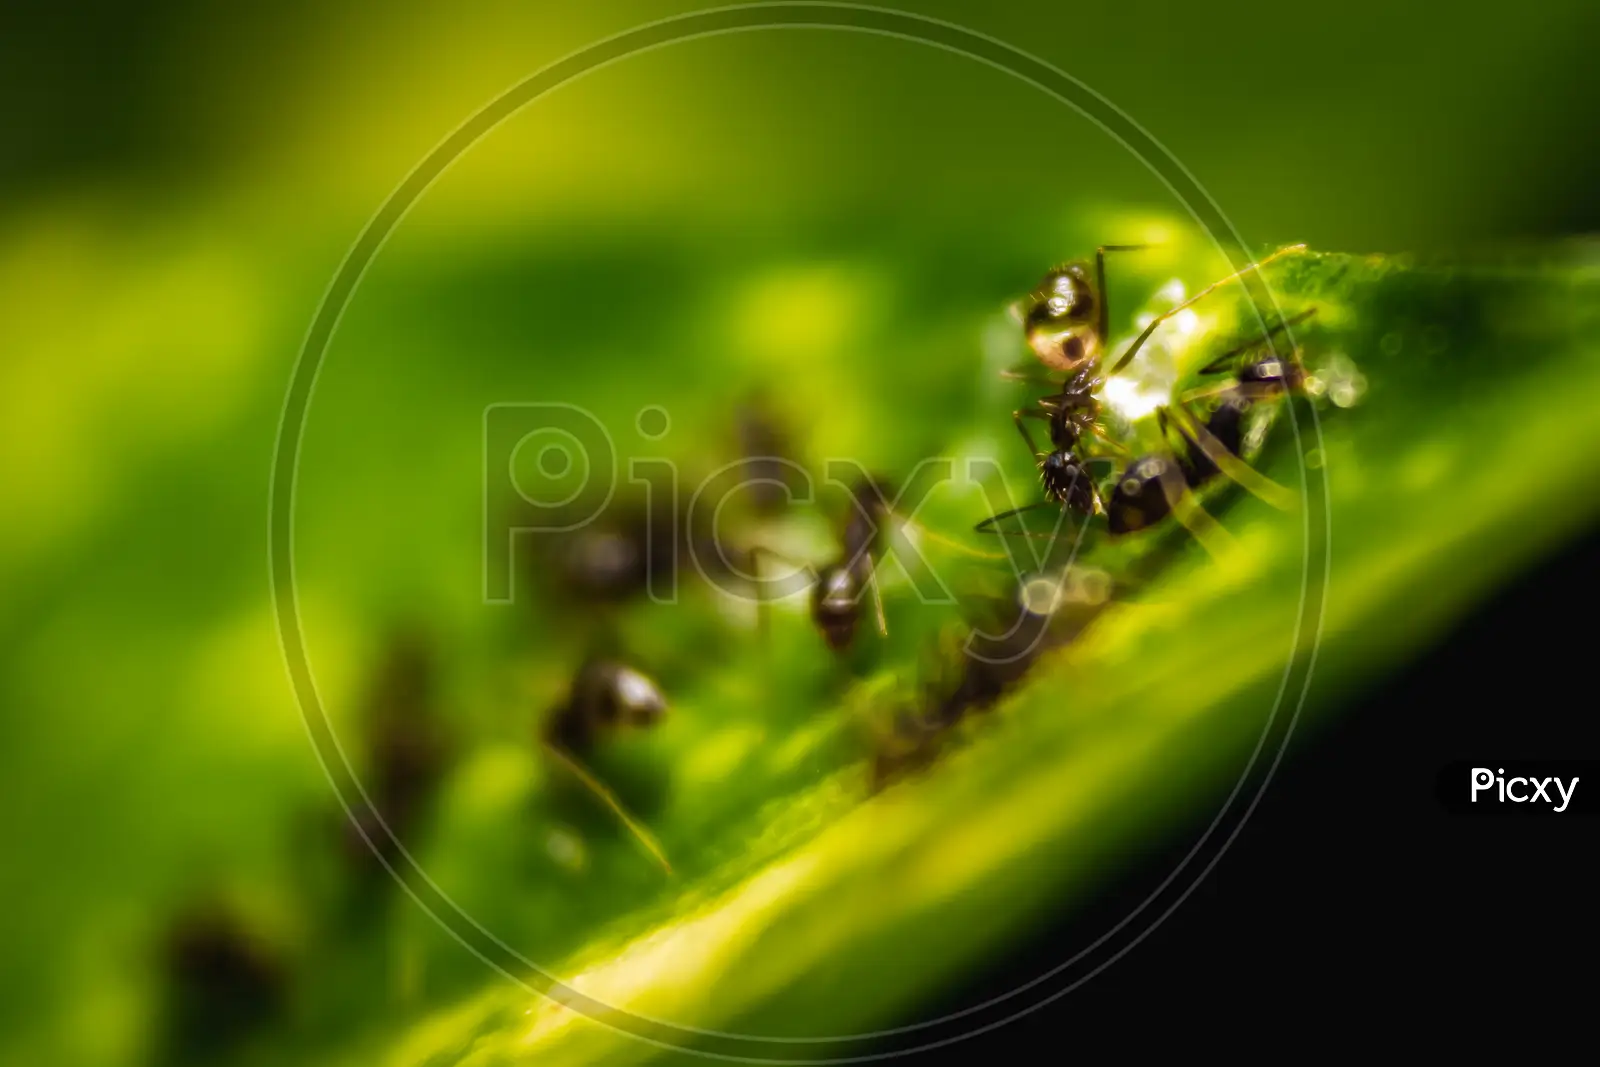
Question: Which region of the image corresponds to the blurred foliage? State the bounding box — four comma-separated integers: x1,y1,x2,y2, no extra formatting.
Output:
2,3,1599,1066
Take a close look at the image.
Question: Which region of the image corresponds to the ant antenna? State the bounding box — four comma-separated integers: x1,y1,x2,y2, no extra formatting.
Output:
1093,243,1158,345
865,565,888,637
1198,307,1319,375
892,514,1013,562
542,741,673,876
973,501,1071,541
1108,244,1307,376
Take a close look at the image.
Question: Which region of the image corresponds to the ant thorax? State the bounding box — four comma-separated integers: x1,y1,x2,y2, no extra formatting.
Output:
1044,369,1101,445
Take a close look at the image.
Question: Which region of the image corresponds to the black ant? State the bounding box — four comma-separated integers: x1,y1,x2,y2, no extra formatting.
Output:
747,474,1007,654
539,657,673,876
978,244,1314,549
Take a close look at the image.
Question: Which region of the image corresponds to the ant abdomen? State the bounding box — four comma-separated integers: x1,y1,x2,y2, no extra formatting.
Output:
1040,451,1096,514
1106,453,1184,534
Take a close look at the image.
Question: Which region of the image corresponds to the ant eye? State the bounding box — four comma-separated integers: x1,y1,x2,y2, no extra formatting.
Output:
1061,335,1085,364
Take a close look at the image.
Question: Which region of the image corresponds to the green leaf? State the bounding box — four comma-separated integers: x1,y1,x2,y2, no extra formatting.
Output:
333,239,1600,1066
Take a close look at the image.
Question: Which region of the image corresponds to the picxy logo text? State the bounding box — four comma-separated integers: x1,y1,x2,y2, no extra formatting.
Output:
1436,760,1596,817
1470,767,1579,813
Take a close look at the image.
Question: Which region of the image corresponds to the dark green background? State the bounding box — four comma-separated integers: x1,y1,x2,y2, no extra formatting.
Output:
2,2,1596,1064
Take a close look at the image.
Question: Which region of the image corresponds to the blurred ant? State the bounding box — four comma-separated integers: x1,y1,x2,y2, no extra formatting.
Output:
978,244,1314,550
733,390,806,518
540,657,673,875
867,563,1114,789
341,627,451,875
519,396,805,614
530,478,783,634
159,904,286,1063
748,474,1007,654
529,497,691,609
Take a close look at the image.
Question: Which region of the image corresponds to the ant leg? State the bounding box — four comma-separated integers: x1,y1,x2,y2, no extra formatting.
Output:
1109,243,1308,375
1176,380,1288,406
1080,455,1117,517
1175,381,1248,405
1155,406,1181,456
890,509,1012,562
1095,244,1157,344
1084,423,1133,459
975,502,1072,540
747,544,815,640
1164,403,1295,511
865,564,888,637
542,741,672,876
1000,363,1062,387
1152,458,1237,561
1199,307,1319,375
1013,408,1050,460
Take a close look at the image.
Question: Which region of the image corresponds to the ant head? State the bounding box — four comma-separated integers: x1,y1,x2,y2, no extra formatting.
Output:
810,563,861,651
575,661,668,731
1238,352,1305,392
608,664,668,727
1022,264,1100,372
